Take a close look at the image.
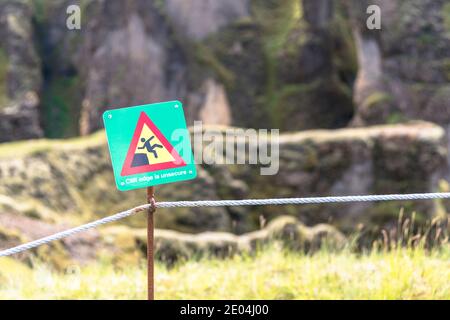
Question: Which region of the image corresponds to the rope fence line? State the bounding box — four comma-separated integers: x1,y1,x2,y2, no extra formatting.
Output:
1,192,450,257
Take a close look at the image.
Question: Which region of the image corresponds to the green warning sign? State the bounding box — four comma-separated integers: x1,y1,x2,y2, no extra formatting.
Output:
103,101,197,191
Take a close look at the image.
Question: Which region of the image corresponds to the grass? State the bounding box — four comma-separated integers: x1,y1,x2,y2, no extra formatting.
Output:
1,245,449,300
0,130,105,159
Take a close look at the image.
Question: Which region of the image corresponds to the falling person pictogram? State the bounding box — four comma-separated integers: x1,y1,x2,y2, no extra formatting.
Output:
119,111,187,176
131,136,163,167
138,136,163,159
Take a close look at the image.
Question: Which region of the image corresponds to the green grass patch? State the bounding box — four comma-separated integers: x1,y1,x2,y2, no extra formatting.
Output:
1,246,449,299
0,130,106,159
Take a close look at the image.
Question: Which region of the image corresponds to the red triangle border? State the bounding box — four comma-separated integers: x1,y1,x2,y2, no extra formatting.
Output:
121,112,186,176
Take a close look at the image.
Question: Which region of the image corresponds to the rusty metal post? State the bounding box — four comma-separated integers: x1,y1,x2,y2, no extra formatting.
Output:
147,186,156,300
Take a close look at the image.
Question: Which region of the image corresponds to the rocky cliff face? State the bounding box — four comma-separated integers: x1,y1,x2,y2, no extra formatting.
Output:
199,122,448,232
165,0,250,41
0,0,359,139
25,0,257,137
346,0,450,180
32,0,186,136
0,122,446,235
349,0,450,127
276,0,355,130
0,122,446,265
0,0,448,140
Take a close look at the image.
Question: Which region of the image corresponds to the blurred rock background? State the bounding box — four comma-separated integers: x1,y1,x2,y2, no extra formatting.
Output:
0,0,449,267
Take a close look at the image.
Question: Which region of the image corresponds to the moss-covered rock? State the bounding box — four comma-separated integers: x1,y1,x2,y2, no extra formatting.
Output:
311,223,347,250
0,131,231,234
0,121,446,236
199,21,269,128
275,0,356,130
276,78,354,131
100,215,346,266
265,216,309,250
200,122,447,232
0,0,43,142
0,47,8,108
348,0,450,128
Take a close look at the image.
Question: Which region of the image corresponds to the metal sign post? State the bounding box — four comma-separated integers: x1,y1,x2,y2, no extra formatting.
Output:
102,101,197,300
147,186,155,300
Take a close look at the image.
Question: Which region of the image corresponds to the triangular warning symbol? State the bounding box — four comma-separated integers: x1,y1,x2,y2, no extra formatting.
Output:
121,112,186,176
